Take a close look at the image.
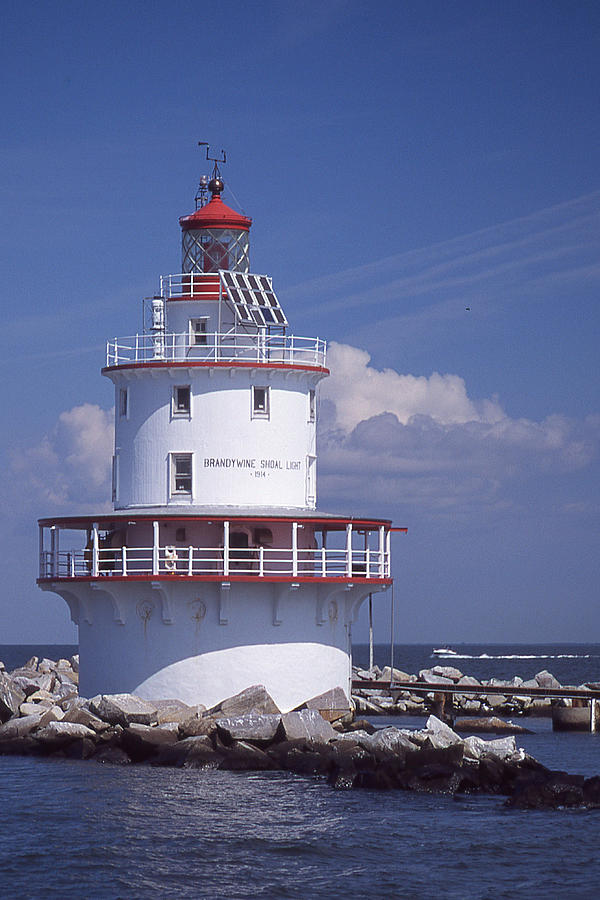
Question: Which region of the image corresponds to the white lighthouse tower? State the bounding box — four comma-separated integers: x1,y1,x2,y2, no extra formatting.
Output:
38,149,394,713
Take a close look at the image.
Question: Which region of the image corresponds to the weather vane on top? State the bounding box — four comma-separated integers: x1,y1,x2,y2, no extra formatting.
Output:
196,142,227,208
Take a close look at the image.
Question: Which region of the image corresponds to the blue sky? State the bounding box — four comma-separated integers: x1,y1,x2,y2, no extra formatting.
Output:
1,0,599,644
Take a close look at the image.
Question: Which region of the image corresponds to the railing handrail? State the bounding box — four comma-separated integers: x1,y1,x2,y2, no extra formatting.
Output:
105,331,326,368
41,545,389,580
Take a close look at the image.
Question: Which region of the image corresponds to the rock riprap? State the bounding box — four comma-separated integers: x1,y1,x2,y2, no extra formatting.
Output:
352,664,586,718
0,656,598,808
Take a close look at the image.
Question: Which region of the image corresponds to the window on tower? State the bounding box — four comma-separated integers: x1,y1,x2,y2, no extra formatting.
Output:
173,385,191,416
189,318,208,346
171,454,193,496
119,388,128,418
252,386,270,419
308,389,316,423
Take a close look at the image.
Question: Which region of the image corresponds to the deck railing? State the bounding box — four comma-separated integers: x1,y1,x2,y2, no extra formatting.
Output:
105,332,327,368
39,545,390,580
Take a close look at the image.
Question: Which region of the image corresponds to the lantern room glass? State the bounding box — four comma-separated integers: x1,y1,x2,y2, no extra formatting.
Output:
182,228,250,274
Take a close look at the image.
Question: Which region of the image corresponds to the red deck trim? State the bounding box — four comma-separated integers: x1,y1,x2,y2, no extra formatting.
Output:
38,513,392,528
102,361,329,375
38,575,393,586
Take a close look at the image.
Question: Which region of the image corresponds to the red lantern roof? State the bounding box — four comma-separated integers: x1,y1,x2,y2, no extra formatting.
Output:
179,194,252,232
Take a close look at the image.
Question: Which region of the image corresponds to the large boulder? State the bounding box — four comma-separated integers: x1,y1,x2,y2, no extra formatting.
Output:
63,706,110,732
431,666,463,681
0,673,25,723
152,699,200,725
0,713,45,740
34,721,97,751
423,715,462,749
87,694,158,727
463,735,518,761
280,710,337,744
418,670,453,685
216,714,282,746
121,723,178,762
535,670,561,690
218,740,275,771
210,685,280,718
299,687,350,722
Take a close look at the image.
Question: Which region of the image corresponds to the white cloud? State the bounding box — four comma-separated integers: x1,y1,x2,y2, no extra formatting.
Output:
10,403,114,512
321,342,504,431
318,343,600,517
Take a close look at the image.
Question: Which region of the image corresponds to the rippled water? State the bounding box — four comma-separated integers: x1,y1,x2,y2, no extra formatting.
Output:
2,644,600,897
1,756,599,899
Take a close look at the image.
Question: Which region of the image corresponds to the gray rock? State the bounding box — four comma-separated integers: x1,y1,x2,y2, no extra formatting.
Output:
457,675,482,687
300,686,349,717
38,658,57,674
218,740,274,771
535,670,561,689
87,693,158,727
369,727,420,755
431,665,463,681
0,713,44,739
179,715,218,739
70,655,80,673
280,709,337,744
152,699,199,725
212,685,280,717
520,678,540,689
463,735,517,761
35,721,96,743
424,715,462,748
0,672,26,723
380,666,415,683
355,668,377,680
27,689,55,704
418,670,453,685
63,706,110,732
216,714,282,745
352,696,387,715
20,702,48,717
483,694,508,708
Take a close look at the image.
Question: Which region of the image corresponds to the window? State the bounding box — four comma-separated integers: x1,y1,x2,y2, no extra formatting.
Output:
306,455,316,506
308,389,316,423
173,385,191,416
119,388,128,418
252,386,270,419
189,318,208,346
171,454,192,496
111,452,120,503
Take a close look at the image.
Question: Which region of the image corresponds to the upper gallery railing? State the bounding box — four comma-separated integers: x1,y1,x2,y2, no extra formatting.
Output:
105,332,327,368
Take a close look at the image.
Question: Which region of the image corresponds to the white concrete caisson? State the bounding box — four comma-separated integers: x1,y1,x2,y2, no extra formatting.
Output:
38,157,395,714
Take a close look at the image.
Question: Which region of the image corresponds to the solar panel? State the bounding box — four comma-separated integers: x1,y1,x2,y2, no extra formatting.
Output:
219,271,288,328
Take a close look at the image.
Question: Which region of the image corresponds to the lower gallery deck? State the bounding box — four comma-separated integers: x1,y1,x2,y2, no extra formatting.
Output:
37,512,398,711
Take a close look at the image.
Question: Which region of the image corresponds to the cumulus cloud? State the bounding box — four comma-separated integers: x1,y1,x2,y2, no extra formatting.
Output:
318,343,599,517
10,403,114,512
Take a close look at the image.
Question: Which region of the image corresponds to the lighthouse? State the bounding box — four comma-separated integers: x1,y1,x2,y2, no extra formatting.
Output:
38,149,394,713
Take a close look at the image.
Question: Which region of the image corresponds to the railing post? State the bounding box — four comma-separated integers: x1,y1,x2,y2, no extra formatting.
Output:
39,525,44,577
92,523,99,577
346,523,353,578
366,547,371,579
69,553,75,578
379,526,385,577
259,545,264,577
292,522,298,577
152,520,159,575
386,529,391,577
223,520,230,577
51,526,59,576
188,546,193,576
122,546,127,576
321,546,326,577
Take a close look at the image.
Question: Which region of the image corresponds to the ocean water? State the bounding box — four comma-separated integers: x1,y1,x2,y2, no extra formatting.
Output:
1,643,600,899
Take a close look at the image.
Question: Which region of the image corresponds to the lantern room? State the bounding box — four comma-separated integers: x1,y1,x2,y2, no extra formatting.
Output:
179,154,252,274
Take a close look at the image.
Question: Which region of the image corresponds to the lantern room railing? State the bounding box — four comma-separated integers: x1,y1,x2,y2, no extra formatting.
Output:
105,332,327,368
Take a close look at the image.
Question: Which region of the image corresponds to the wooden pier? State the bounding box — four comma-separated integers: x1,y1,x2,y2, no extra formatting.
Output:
351,680,600,731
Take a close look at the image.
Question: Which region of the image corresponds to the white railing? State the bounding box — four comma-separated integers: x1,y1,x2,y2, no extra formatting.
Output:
40,546,390,580
160,273,220,298
105,332,327,368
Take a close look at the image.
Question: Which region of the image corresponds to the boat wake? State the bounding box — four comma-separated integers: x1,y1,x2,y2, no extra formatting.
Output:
431,652,597,660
